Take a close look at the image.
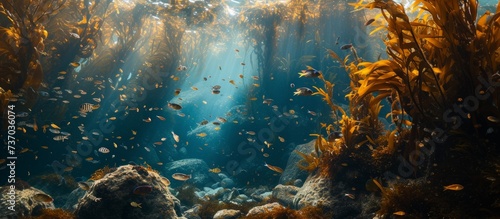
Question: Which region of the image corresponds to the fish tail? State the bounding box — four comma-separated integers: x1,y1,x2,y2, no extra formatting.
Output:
298,72,306,78
293,91,300,96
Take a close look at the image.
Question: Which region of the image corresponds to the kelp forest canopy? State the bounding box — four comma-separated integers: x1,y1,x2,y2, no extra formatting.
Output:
0,0,366,121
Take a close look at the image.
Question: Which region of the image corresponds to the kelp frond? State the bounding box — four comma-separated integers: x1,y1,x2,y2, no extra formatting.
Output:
295,150,321,173
89,165,111,181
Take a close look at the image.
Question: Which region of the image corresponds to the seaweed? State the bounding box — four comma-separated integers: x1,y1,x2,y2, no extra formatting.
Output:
35,208,76,219
0,0,64,116
294,0,499,216
89,165,111,181
176,184,198,207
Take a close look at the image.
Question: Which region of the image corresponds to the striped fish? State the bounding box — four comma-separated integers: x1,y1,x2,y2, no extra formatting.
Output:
98,147,110,154
80,103,99,114
53,135,69,142
80,103,94,113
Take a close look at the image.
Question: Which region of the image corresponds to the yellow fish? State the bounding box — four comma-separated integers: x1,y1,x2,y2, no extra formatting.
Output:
209,168,221,173
196,132,207,138
130,202,142,208
264,163,283,173
51,123,61,129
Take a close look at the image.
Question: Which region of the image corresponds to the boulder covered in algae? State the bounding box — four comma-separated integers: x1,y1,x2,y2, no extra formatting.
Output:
163,159,213,187
293,174,335,210
0,185,55,218
74,165,182,219
293,174,363,217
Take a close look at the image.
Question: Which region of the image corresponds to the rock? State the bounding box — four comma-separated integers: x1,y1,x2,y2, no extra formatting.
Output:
213,209,243,219
293,174,334,210
220,178,235,188
222,188,239,202
0,186,55,218
247,186,271,202
211,182,220,189
272,184,299,207
205,187,224,197
61,187,86,211
183,204,201,219
195,191,206,199
217,173,229,179
251,191,272,202
74,165,181,219
163,159,213,187
246,202,282,216
279,140,315,185
232,194,251,204
293,179,303,187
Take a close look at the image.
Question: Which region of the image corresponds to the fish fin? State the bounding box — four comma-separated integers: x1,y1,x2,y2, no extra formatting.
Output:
298,72,306,78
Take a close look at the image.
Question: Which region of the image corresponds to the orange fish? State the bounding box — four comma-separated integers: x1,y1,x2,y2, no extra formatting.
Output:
443,184,464,191
264,163,283,173
33,118,38,131
393,211,405,216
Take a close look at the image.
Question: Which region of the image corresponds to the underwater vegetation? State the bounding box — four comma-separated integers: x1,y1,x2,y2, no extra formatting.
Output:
89,165,112,181
1,0,498,217
293,0,500,217
18,208,76,219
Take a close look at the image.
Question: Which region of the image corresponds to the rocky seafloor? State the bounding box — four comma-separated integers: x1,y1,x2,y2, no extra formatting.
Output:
0,140,381,219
